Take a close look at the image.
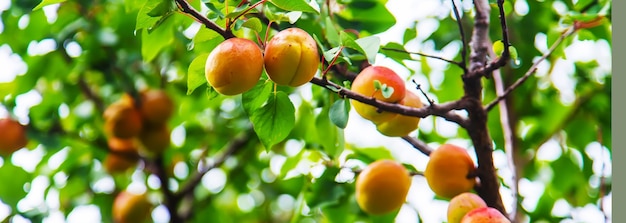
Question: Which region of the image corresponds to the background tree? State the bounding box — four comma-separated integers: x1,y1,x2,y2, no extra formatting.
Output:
0,0,611,222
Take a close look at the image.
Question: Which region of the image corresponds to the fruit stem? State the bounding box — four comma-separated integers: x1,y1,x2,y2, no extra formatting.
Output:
322,46,345,79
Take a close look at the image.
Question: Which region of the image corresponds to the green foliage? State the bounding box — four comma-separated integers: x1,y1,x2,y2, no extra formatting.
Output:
0,0,611,222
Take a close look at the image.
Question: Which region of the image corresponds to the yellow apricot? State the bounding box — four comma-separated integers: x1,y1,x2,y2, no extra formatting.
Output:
356,159,411,215
424,144,477,199
264,28,320,87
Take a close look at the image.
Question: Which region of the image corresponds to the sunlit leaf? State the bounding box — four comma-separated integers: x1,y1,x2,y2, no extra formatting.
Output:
250,92,296,149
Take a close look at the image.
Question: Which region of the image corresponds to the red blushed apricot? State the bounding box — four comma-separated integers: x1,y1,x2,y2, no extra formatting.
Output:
264,28,320,87
205,38,264,95
350,66,406,124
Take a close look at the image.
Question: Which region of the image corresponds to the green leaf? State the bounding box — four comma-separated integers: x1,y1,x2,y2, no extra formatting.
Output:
325,17,341,46
381,42,411,65
206,86,220,100
0,162,30,208
141,20,174,61
339,31,364,53
136,0,165,31
305,167,346,208
336,1,396,34
242,80,273,115
381,84,394,99
147,0,174,17
316,104,345,158
268,0,318,13
508,45,518,60
323,47,342,63
242,17,263,32
347,146,394,163
354,36,380,64
493,40,504,57
250,92,296,149
373,79,382,90
402,27,417,44
187,53,209,95
32,0,66,11
329,99,350,129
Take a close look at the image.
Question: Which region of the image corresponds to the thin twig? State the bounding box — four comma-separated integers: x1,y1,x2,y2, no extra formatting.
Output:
174,0,235,39
227,0,267,30
485,27,576,111
380,47,462,67
450,0,468,73
175,129,255,197
309,77,470,128
412,79,435,105
401,136,433,156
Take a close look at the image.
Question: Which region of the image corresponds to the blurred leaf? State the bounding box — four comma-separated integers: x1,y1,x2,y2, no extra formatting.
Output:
242,17,263,32
250,92,296,149
336,0,396,34
305,167,345,208
0,162,29,208
33,0,67,11
329,99,350,129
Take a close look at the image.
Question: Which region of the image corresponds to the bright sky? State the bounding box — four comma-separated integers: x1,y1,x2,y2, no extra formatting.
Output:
0,0,612,222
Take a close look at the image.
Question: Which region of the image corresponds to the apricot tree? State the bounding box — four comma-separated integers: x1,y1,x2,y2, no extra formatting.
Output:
0,0,612,222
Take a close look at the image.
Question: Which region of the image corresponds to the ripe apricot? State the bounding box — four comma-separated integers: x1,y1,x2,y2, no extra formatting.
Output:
0,118,28,156
138,125,170,155
461,207,510,223
104,137,139,174
264,28,320,87
355,159,411,215
104,98,143,139
376,90,423,137
139,89,173,126
113,191,152,223
205,38,264,95
424,144,477,199
448,192,487,223
350,66,406,124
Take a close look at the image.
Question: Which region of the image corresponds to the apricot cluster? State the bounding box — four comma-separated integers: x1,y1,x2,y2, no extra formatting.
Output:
0,118,28,157
102,89,174,173
113,190,153,223
355,159,411,215
350,66,423,137
447,192,510,222
204,28,319,95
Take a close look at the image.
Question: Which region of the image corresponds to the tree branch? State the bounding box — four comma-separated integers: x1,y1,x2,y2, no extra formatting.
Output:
401,136,433,156
485,27,576,111
467,0,491,75
309,77,470,128
380,47,462,67
175,129,255,198
174,0,235,39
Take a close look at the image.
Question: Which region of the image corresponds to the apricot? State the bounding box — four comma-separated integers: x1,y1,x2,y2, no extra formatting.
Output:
104,137,139,174
350,66,406,124
139,89,173,126
113,191,152,223
461,207,510,223
375,90,423,137
448,192,487,223
138,125,170,155
104,98,143,139
0,118,28,156
424,144,476,199
264,28,320,87
205,38,264,95
355,159,411,215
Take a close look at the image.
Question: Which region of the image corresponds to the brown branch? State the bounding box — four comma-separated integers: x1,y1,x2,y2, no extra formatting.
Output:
175,129,255,198
174,0,235,39
309,77,470,128
476,0,512,77
380,47,462,67
450,0,468,73
485,27,576,111
145,154,183,223
401,136,433,156
467,0,491,74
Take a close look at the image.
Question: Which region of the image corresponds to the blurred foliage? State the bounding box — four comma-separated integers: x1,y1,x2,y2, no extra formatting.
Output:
0,0,611,222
